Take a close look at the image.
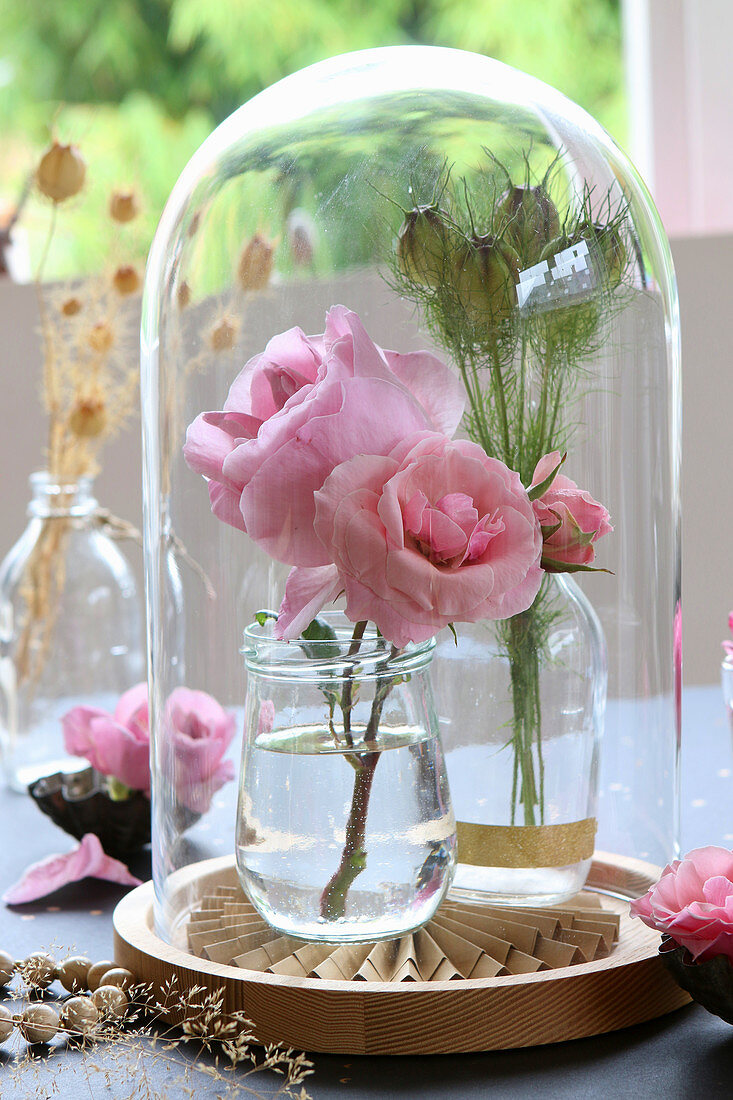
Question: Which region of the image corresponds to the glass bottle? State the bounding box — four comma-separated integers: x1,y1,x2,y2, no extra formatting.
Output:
0,472,145,790
435,574,607,906
237,612,456,942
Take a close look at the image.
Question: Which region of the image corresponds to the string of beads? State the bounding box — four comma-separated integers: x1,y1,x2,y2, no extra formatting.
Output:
0,949,135,1045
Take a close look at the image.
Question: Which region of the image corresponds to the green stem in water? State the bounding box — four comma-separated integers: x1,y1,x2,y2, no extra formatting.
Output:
319,640,399,920
506,611,544,827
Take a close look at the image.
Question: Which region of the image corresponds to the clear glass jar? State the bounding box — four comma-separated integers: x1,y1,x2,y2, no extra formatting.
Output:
0,473,145,790
237,613,456,942
436,574,606,906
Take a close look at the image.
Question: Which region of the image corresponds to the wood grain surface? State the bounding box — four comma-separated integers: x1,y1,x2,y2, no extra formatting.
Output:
113,853,691,1054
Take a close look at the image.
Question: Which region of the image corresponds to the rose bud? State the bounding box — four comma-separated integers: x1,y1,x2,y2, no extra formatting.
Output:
495,185,560,265
397,205,450,286
530,451,612,572
109,190,139,223
237,233,274,292
452,234,520,326
88,321,114,353
211,317,237,351
61,297,83,317
37,142,86,203
112,264,140,296
69,397,107,439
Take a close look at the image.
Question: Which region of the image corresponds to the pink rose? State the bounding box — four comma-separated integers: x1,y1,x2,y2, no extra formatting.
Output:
63,682,150,793
630,846,733,962
163,688,237,814
277,431,543,646
62,683,236,813
183,305,465,567
530,451,612,571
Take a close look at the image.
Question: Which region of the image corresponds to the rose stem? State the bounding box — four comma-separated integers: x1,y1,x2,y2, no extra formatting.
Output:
319,648,398,921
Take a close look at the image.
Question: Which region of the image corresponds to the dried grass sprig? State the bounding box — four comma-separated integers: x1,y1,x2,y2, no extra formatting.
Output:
7,968,314,1099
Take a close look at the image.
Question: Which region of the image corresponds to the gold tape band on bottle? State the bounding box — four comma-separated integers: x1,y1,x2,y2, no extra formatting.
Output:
456,818,597,869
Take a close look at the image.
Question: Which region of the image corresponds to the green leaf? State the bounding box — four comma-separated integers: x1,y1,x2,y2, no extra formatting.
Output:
255,609,278,627
541,555,614,575
447,622,459,646
298,616,340,661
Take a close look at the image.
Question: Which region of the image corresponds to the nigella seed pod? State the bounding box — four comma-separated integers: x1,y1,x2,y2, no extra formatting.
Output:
61,296,83,316
211,317,237,351
69,397,107,438
237,233,274,291
113,264,141,295
577,221,627,289
37,142,86,203
109,190,139,223
396,205,450,286
452,234,520,327
496,185,560,265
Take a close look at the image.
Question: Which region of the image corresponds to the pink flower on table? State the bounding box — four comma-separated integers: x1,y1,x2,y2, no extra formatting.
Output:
630,846,733,963
530,451,612,571
278,431,543,646
63,684,236,813
183,305,465,567
63,682,150,793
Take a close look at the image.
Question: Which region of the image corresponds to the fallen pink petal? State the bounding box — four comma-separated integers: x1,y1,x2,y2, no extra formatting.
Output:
3,833,142,905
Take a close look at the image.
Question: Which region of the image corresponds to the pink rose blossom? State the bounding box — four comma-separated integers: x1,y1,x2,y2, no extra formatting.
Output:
278,431,543,646
183,306,465,567
3,834,141,905
63,684,236,812
63,682,150,793
530,451,613,570
630,846,733,962
163,688,237,814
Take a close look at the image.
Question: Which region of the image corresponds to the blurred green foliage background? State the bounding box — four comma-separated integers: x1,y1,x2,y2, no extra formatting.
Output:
0,0,624,277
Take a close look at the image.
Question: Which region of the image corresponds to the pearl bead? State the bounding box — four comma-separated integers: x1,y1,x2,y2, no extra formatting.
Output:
0,950,15,985
0,1005,13,1042
91,985,128,1020
86,960,116,991
57,955,93,993
99,967,135,992
59,996,99,1036
21,952,56,990
19,1004,59,1044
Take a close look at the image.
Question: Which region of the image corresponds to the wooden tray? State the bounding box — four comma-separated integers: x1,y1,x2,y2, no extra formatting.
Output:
113,852,690,1054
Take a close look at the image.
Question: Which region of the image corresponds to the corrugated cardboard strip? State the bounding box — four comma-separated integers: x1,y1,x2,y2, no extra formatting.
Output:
186,882,619,982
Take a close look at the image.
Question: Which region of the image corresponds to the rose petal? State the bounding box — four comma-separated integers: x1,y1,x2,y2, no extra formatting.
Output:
275,565,342,641
3,834,142,905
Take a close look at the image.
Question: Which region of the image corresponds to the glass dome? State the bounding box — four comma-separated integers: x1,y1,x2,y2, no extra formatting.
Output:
141,46,680,944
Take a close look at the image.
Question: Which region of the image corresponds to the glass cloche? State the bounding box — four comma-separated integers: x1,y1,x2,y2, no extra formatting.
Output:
141,46,680,946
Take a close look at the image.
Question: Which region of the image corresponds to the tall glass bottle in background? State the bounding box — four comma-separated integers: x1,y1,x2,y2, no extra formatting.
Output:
0,472,145,790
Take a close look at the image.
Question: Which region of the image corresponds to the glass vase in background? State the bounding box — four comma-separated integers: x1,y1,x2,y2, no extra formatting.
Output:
435,574,607,906
0,472,145,791
237,612,456,942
